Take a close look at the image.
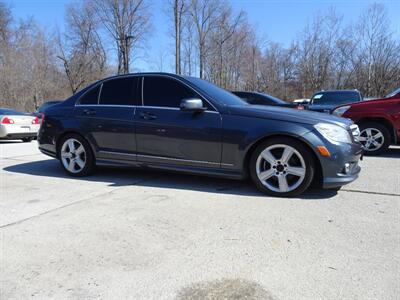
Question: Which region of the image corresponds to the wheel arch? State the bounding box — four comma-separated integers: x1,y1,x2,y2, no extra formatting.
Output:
56,130,96,159
243,133,324,187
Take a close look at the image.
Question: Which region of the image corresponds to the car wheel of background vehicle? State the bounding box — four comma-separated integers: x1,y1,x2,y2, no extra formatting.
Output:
58,134,95,176
358,122,390,155
22,137,33,143
249,137,315,197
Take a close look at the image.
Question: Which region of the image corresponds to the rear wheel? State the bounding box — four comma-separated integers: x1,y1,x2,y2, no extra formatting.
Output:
22,137,33,143
358,122,390,155
58,134,95,176
249,137,315,197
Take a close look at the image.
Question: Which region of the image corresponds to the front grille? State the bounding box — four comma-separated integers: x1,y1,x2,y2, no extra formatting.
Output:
350,124,360,142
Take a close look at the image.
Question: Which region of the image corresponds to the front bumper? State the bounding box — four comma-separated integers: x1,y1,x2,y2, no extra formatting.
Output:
303,131,363,189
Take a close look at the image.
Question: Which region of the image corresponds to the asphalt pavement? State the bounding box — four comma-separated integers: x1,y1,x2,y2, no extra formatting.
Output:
1,141,399,299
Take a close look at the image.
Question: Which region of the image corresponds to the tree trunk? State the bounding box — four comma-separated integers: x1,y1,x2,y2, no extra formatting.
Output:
174,0,181,74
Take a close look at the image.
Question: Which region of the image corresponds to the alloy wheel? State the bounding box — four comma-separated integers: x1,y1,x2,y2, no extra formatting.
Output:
61,138,86,174
256,144,306,193
359,128,384,152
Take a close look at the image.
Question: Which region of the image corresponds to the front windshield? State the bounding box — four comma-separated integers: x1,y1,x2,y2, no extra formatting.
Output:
311,92,360,105
184,76,247,106
386,87,400,98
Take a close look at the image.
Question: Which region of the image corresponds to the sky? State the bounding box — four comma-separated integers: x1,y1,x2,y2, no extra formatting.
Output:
6,0,400,72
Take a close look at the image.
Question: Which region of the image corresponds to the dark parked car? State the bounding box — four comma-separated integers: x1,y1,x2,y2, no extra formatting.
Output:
232,91,298,108
307,90,363,113
333,87,400,155
38,73,362,197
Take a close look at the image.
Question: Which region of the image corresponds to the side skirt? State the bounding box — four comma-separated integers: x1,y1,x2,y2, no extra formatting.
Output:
95,158,244,180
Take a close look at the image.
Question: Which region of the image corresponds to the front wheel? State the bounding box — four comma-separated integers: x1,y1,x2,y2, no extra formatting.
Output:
358,122,390,155
58,134,96,176
250,137,315,197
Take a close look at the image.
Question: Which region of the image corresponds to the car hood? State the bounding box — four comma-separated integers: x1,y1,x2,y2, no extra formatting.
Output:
226,104,353,127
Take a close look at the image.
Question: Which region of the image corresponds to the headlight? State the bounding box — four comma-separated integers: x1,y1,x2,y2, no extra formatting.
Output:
314,123,352,144
332,105,350,117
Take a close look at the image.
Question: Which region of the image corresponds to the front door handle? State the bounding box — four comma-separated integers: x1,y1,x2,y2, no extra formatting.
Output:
83,109,96,116
140,112,157,120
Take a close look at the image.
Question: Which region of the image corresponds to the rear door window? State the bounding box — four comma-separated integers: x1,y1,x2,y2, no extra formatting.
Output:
99,77,140,106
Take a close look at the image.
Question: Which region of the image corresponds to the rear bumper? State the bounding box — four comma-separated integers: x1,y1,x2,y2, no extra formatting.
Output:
0,132,38,140
0,124,40,139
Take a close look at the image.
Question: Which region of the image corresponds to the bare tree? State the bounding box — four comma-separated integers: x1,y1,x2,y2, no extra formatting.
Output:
2,0,400,111
166,0,187,74
208,7,245,87
0,13,67,110
189,0,221,78
93,0,151,74
57,2,107,94
356,3,400,97
0,1,12,44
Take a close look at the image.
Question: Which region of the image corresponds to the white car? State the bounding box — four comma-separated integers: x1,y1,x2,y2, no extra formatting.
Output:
0,108,40,142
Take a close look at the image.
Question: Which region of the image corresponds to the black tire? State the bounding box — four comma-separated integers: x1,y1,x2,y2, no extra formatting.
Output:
57,133,96,177
249,137,315,197
358,122,391,156
22,137,33,143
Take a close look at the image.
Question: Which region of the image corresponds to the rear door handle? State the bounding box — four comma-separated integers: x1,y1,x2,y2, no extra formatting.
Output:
140,112,157,120
83,109,96,116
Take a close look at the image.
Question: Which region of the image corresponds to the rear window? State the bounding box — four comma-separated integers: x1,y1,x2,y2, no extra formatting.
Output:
311,92,360,105
79,84,101,105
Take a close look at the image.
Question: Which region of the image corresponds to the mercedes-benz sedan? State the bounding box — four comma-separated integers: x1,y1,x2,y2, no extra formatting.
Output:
38,73,362,197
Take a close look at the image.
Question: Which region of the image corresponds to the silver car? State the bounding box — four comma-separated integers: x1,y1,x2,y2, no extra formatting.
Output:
0,108,40,142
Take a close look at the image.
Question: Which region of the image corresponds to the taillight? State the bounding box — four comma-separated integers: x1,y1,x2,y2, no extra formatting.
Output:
32,117,40,124
1,117,14,124
297,105,304,110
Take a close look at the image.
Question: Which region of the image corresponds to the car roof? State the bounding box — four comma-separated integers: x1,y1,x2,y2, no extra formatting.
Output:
0,108,25,115
313,90,359,94
100,72,183,81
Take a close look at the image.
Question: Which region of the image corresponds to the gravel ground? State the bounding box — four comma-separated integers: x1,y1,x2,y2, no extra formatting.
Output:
1,141,399,300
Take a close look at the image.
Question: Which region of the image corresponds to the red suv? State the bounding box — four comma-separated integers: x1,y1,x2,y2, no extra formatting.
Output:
333,88,400,155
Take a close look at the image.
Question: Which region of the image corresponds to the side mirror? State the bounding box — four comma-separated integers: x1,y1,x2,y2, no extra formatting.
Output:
180,98,206,112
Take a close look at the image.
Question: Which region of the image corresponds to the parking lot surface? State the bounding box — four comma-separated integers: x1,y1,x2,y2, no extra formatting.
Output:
1,141,399,299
